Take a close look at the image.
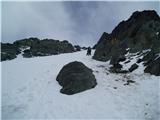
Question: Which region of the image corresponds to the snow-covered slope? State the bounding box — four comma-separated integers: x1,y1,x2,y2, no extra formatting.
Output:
1,50,160,119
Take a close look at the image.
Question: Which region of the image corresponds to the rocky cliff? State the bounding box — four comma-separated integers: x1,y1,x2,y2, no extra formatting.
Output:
93,10,160,76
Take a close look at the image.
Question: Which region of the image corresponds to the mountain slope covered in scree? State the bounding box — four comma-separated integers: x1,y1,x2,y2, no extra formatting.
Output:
2,50,160,119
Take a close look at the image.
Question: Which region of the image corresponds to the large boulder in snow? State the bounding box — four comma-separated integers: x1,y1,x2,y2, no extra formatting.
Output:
56,61,97,95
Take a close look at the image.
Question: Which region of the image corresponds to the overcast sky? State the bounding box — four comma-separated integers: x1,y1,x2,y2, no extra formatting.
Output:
1,1,160,46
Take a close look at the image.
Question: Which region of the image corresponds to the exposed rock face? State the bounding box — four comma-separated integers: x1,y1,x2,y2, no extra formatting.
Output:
143,50,160,75
129,63,139,72
1,43,20,61
23,49,32,58
1,38,75,61
29,39,75,57
93,32,110,50
93,10,160,63
13,37,40,47
93,32,115,61
144,56,160,76
56,61,97,95
93,10,160,76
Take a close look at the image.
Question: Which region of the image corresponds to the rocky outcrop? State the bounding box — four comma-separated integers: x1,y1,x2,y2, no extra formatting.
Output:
109,64,129,74
129,63,139,72
56,61,97,95
22,49,32,58
144,56,160,76
82,47,88,50
93,10,160,76
142,50,160,75
1,43,20,61
1,38,75,61
93,10,160,63
13,37,39,47
29,39,75,57
74,45,81,51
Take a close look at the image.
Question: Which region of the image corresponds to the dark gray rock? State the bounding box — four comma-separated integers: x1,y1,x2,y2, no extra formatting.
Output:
1,52,16,61
93,10,160,63
30,39,75,57
109,67,128,74
118,56,126,62
13,37,40,47
129,63,139,72
109,63,126,73
82,47,88,50
141,49,160,76
92,32,110,50
92,10,160,76
74,45,81,51
56,61,97,95
117,70,129,74
22,49,32,58
124,60,131,64
113,63,123,69
144,57,160,76
142,50,159,66
124,80,135,85
1,38,75,61
1,43,20,61
92,32,113,61
137,58,143,63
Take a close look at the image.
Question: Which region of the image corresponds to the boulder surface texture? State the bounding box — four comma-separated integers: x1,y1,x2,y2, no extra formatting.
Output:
56,61,97,95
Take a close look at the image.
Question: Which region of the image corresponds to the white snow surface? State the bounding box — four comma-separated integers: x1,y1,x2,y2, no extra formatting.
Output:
1,50,160,120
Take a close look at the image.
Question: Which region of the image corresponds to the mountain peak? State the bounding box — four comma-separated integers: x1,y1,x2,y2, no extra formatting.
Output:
93,10,160,76
111,10,160,38
128,10,159,22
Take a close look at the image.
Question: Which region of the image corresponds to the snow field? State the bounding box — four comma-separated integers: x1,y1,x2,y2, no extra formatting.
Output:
1,50,160,119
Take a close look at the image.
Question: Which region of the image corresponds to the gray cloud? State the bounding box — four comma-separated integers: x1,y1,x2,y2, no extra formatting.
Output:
2,1,160,46
2,2,75,44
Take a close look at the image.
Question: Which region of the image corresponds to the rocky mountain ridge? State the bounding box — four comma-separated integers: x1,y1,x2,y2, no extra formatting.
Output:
93,10,160,76
1,38,80,61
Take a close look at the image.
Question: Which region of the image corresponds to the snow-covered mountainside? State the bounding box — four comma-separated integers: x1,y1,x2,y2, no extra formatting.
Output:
2,50,160,119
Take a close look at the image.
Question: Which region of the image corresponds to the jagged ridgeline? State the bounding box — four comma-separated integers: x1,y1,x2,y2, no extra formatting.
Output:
93,10,160,76
1,38,75,61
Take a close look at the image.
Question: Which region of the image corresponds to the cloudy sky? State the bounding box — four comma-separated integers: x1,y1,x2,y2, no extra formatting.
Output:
1,1,160,46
